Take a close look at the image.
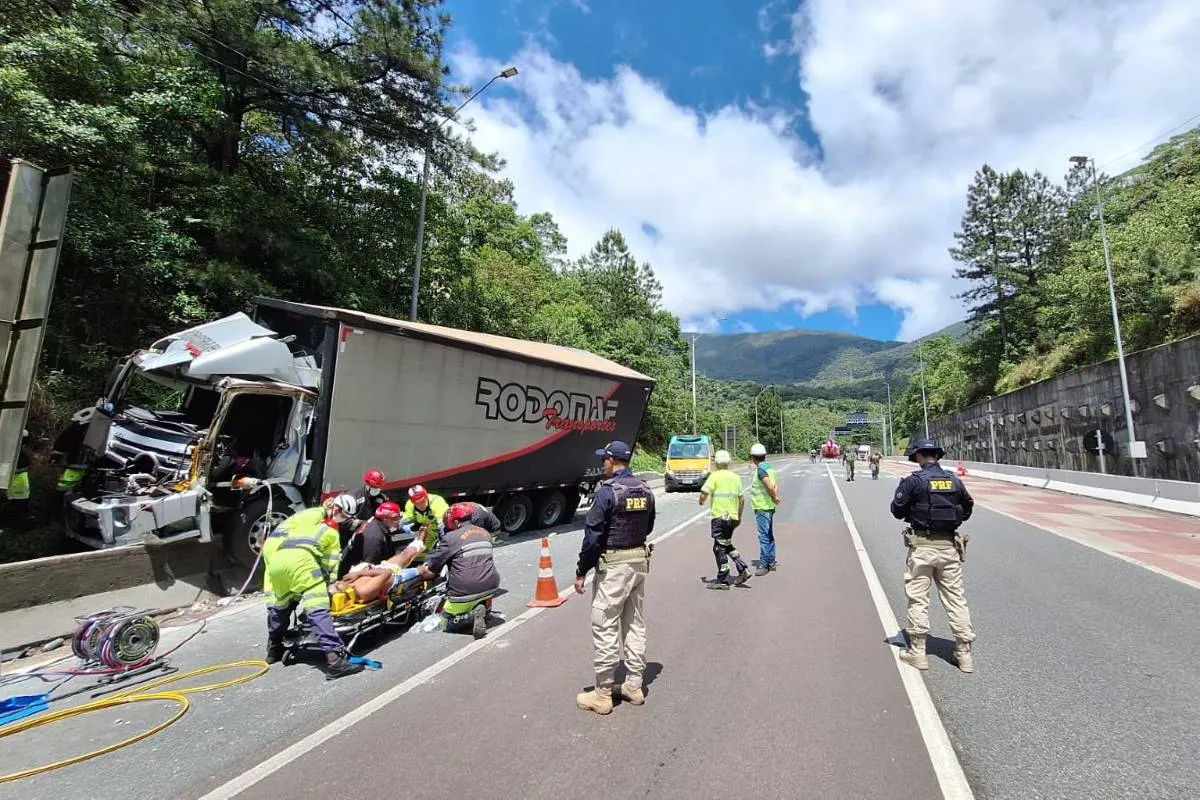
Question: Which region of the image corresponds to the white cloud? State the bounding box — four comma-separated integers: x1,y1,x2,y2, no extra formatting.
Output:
449,0,1200,340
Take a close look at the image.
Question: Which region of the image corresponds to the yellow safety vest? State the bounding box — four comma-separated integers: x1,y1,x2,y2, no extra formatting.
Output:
7,469,30,501
702,469,743,521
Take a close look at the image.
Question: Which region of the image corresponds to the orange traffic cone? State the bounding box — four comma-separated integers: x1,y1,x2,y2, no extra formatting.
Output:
528,536,568,608
957,461,968,477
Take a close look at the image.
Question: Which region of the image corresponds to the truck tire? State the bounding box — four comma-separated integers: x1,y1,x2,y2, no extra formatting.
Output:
225,494,290,584
534,490,568,529
562,489,581,522
496,493,533,535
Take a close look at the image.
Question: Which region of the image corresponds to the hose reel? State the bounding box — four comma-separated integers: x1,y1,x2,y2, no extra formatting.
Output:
69,607,161,670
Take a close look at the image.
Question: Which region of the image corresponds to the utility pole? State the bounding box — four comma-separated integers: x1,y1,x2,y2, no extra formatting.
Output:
690,333,698,435
780,401,786,455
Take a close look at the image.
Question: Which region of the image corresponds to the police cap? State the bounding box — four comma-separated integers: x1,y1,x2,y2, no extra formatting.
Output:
596,440,634,462
906,436,945,462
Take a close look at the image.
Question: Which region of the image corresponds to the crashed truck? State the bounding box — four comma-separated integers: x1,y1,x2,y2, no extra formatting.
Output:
56,298,655,568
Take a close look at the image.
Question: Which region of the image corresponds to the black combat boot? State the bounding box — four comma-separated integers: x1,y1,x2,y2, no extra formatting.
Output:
324,652,365,681
265,640,285,665
472,604,488,639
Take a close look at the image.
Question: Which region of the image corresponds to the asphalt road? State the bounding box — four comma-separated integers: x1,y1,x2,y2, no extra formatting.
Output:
3,458,1199,800
0,466,759,800
841,459,1200,800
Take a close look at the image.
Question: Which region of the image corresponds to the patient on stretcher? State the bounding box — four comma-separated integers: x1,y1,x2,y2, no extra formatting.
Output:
331,539,426,611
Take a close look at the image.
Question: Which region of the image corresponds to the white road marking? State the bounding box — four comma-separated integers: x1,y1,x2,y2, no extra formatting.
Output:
826,464,976,800
193,465,797,800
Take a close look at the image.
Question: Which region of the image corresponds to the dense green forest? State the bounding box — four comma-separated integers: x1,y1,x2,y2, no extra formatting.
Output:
1,1,695,458
890,130,1200,440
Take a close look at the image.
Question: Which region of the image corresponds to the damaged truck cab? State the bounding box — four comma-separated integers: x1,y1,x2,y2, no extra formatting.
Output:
63,313,320,565
58,299,656,569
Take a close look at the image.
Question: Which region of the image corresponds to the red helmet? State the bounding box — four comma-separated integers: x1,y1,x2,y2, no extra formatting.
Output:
442,502,474,532
374,501,401,520
363,469,386,489
407,485,428,504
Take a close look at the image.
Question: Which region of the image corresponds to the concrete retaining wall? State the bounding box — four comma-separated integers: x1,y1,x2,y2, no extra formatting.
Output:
952,459,1200,517
927,333,1200,482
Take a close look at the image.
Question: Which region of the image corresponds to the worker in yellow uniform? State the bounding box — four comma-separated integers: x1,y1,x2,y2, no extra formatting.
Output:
5,430,31,508
402,484,449,558
698,449,751,589
263,493,365,680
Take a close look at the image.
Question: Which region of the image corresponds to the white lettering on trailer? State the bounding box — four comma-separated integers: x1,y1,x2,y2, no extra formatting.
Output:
474,377,619,433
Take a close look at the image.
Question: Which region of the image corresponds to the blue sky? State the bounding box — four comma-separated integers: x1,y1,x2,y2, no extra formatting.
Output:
440,0,1199,342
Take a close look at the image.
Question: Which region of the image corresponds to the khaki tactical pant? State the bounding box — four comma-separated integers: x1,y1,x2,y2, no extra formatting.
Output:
903,545,975,642
591,561,648,688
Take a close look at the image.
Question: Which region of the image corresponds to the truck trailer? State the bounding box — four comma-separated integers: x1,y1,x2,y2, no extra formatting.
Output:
57,298,655,567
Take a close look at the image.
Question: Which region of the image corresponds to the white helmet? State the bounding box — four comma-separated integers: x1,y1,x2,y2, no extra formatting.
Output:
714,449,732,465
750,443,767,457
330,493,359,517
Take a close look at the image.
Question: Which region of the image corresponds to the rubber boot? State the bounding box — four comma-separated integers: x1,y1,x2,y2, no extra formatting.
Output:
324,652,365,681
265,640,285,665
899,633,929,670
576,684,613,715
954,640,975,673
618,683,645,705
472,604,488,640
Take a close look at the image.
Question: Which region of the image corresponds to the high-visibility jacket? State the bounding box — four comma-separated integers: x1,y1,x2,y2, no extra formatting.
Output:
262,507,341,603
751,463,778,512
404,493,449,553
701,469,743,521
7,469,30,501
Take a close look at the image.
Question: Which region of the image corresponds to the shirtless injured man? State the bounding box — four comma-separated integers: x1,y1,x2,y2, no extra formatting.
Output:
332,536,427,608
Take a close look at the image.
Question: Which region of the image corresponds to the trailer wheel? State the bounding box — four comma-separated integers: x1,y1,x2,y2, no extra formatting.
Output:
496,494,533,535
561,489,582,523
534,490,568,529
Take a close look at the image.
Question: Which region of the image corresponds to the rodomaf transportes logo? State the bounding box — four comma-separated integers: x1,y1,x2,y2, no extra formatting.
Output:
474,377,619,434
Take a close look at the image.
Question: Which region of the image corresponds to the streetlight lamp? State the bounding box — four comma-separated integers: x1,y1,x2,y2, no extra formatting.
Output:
409,66,519,322
1069,155,1146,470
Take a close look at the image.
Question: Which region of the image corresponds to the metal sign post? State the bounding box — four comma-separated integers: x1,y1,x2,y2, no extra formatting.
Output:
0,159,74,492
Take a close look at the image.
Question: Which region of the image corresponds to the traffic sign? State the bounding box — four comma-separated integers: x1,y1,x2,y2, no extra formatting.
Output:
1082,429,1116,457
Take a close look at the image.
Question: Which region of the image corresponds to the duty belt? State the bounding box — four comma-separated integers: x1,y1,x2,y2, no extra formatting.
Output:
903,528,957,548
599,544,653,570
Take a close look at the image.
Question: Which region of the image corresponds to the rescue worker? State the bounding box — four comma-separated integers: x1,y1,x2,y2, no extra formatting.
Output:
351,469,389,521
342,500,402,571
403,484,450,556
461,500,501,536
699,449,751,589
749,443,782,576
418,503,502,637
574,440,655,715
263,494,365,680
890,436,976,674
4,430,32,511
843,446,856,481
869,449,882,479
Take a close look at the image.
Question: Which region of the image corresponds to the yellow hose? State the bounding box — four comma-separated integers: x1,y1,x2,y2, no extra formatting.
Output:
0,660,269,784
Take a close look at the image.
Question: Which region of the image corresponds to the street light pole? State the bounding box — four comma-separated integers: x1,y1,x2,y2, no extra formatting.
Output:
885,380,895,456
780,400,786,455
754,386,770,443
409,66,519,322
1070,154,1144,472
916,340,930,438
690,333,698,435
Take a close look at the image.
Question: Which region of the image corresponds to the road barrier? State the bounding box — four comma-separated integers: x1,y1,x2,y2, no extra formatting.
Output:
917,458,1200,518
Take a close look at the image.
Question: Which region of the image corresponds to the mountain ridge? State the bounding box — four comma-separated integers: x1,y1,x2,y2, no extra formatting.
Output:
696,319,972,386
